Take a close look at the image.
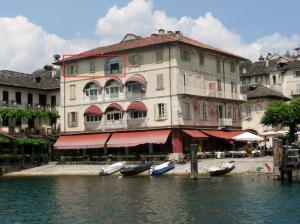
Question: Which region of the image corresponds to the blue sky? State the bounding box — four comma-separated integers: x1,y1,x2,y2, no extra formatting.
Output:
0,0,299,72
1,0,299,42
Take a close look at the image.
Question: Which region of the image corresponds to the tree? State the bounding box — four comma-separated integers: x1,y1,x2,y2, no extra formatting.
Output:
261,99,300,142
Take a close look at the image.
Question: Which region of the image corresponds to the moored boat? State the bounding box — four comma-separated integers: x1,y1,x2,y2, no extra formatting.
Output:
120,161,154,176
100,161,126,175
208,161,235,176
149,161,175,176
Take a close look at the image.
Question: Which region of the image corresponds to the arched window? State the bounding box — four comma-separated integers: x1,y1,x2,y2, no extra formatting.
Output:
105,79,123,99
84,82,101,100
105,103,124,121
127,101,147,119
125,74,146,100
84,105,102,123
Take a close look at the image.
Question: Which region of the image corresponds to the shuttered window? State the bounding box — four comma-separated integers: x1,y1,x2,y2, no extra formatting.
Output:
216,57,221,73
180,49,191,62
70,85,76,100
155,50,163,62
154,103,167,120
68,112,78,127
230,61,236,73
156,74,164,90
128,55,141,66
199,52,204,65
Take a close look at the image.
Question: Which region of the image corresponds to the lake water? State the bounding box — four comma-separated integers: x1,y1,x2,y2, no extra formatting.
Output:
1,175,300,224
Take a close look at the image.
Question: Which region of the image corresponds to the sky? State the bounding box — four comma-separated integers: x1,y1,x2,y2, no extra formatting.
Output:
0,0,300,72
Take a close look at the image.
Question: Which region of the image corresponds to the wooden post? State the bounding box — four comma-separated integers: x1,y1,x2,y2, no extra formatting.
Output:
190,144,198,180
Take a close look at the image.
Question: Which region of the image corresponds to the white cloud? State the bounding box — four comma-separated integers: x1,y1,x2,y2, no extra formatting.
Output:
95,0,300,61
0,16,94,72
1,0,300,73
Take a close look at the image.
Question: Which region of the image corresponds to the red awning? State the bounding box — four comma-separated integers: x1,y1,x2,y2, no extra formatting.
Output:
54,133,110,150
201,130,244,140
84,105,102,116
107,130,171,148
105,103,124,112
126,101,147,112
125,74,147,87
183,129,208,139
104,77,123,87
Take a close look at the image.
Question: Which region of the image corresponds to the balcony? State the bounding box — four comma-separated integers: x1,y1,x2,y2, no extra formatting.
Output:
177,86,247,101
218,118,233,127
127,118,148,129
0,101,58,111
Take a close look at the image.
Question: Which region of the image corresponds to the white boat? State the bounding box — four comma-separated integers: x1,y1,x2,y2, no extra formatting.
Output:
208,161,235,176
149,161,175,176
100,161,126,175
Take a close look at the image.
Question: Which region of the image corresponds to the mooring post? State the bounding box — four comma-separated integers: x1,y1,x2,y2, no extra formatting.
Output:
190,144,198,180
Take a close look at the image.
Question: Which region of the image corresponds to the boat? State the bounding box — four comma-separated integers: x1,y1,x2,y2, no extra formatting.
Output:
120,161,154,176
149,161,175,176
208,161,235,176
99,161,126,175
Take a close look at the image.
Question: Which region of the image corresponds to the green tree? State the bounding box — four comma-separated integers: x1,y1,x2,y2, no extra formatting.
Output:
261,99,300,142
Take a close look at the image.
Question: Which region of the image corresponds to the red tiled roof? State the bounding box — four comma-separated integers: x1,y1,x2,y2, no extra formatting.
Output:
63,33,246,62
126,101,147,112
84,105,102,116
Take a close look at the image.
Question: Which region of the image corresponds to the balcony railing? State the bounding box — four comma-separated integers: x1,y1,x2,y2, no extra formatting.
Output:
218,118,233,127
177,85,247,101
6,127,54,135
0,101,58,111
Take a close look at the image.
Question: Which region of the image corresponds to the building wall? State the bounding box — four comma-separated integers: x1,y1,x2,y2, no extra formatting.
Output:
242,98,273,134
282,69,300,98
60,43,244,133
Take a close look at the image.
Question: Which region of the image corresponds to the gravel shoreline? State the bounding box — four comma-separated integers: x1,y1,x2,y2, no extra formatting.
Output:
3,157,273,177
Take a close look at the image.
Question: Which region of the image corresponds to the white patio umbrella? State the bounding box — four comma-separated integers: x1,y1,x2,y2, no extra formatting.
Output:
233,132,263,142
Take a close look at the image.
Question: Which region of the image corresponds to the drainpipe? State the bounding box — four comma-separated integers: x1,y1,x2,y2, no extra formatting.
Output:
63,69,66,132
168,46,173,127
223,59,226,119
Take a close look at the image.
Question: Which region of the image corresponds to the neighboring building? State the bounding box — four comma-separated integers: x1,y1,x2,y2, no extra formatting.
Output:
54,31,246,160
0,69,60,136
241,85,289,134
240,50,300,143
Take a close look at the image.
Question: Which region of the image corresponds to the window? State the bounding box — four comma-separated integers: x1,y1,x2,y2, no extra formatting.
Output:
105,81,122,98
70,85,76,100
230,61,235,73
68,112,78,127
27,93,33,105
273,75,276,84
231,82,237,93
67,64,78,75
130,110,146,119
216,57,221,73
217,79,222,91
199,52,204,65
156,74,164,90
15,92,21,104
128,55,141,66
295,71,300,77
245,106,251,118
89,60,96,73
155,103,167,120
3,91,8,103
86,115,101,122
182,102,191,120
105,57,123,75
255,76,262,84
51,96,56,107
246,77,251,84
180,49,191,62
232,107,237,121
85,83,101,100
201,102,207,120
39,94,46,106
28,118,34,129
217,105,224,119
155,50,163,62
106,111,123,121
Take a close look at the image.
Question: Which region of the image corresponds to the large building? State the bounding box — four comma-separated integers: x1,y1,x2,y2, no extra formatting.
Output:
54,31,246,160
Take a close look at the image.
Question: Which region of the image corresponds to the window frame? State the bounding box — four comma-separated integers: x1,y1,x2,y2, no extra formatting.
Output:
89,60,96,73
180,48,191,62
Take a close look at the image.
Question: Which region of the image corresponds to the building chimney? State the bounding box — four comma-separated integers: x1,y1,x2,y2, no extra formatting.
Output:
158,28,165,34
